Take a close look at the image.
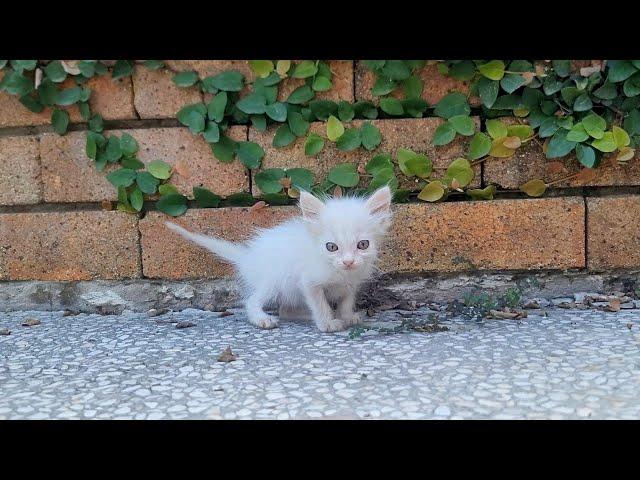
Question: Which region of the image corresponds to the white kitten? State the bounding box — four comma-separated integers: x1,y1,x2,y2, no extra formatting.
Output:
165,186,392,332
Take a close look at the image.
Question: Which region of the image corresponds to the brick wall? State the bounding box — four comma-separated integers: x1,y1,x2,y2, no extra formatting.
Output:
1,60,639,282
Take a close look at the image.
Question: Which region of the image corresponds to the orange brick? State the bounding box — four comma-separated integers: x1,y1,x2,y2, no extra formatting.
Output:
379,197,585,272
354,61,479,106
587,195,640,270
40,126,248,202
250,118,480,194
0,71,135,127
132,66,203,119
0,136,41,205
0,211,140,281
140,207,296,279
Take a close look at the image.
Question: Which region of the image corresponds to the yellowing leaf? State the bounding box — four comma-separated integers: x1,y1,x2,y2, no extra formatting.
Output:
486,119,508,139
276,60,291,77
418,181,445,202
520,179,546,197
489,137,516,158
617,146,635,163
327,115,344,141
612,126,630,148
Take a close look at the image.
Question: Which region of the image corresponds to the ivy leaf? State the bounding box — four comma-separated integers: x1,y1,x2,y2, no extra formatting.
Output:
236,92,267,115
203,121,220,143
477,77,499,108
448,61,476,81
402,98,428,117
157,193,188,217
112,60,133,79
120,133,139,156
575,144,597,168
445,158,474,187
287,85,314,104
381,61,411,81
212,135,238,162
380,97,404,116
78,102,90,121
328,163,359,187
591,132,618,152
251,114,267,131
403,75,423,99
337,101,355,122
44,61,67,83
434,92,470,119
290,60,318,79
366,154,393,175
130,187,144,212
276,60,291,77
309,100,338,121
265,102,288,122
287,168,314,191
573,93,593,112
255,168,286,194
593,81,618,100
19,95,44,113
582,113,607,139
500,74,525,93
404,154,432,179
506,124,534,140
468,132,492,160
478,60,505,81
566,123,589,142
51,109,69,135
371,76,397,96
1,70,34,96
546,132,577,158
158,184,179,196
193,187,221,208
208,71,244,92
89,113,104,133
608,60,637,83
336,128,362,151
136,171,160,194
305,133,324,156
273,125,296,148
418,181,445,202
538,118,559,138
362,60,386,70
172,71,199,87
353,101,378,119
312,76,332,92
249,60,274,78
143,60,164,70
121,157,144,170
486,119,508,139
11,60,37,71
467,185,497,201
86,135,97,160
327,115,345,141
613,126,631,147
207,92,227,123
147,160,172,179
433,122,457,145
360,122,382,150
236,141,264,169
107,168,137,187
448,115,475,136
288,111,309,137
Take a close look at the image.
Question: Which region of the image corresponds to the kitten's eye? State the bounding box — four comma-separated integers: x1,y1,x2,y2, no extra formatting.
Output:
357,240,370,250
326,242,338,252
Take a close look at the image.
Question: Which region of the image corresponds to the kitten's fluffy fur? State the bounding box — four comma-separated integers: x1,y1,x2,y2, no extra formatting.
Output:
165,186,392,332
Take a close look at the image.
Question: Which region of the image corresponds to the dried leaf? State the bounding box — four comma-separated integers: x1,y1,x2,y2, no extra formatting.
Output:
488,309,519,319
101,200,115,211
287,187,300,199
333,185,343,198
489,137,516,158
22,318,41,327
173,160,191,177
217,346,237,362
0,328,10,336
503,136,522,149
175,320,196,329
250,201,268,212
580,66,601,77
521,71,535,85
604,299,621,312
450,178,463,191
35,68,43,89
574,168,598,184
545,161,568,175
279,177,292,189
218,310,233,317
520,179,547,197
61,60,81,75
617,147,635,163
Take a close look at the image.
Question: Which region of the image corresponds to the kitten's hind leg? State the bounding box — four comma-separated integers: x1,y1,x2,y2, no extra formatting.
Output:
245,289,278,330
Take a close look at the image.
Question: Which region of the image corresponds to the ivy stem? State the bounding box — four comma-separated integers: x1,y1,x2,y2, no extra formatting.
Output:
546,171,582,186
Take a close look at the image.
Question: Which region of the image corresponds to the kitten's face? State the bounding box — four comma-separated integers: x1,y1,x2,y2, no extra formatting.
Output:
299,187,392,274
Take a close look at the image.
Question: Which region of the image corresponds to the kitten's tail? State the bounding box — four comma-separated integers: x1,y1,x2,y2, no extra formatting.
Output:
165,222,245,264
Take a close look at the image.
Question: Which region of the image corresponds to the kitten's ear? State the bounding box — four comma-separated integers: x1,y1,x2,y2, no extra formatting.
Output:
299,190,324,220
365,186,392,215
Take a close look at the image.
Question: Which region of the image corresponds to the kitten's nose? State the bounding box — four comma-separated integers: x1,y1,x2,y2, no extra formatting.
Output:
342,259,355,268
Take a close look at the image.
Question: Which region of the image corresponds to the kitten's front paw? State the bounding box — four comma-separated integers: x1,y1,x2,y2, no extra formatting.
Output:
340,312,362,326
248,315,279,330
316,318,348,333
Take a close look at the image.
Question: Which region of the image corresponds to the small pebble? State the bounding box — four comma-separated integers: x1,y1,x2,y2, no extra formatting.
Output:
22,318,41,327
148,308,170,317
0,328,11,336
175,321,196,329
